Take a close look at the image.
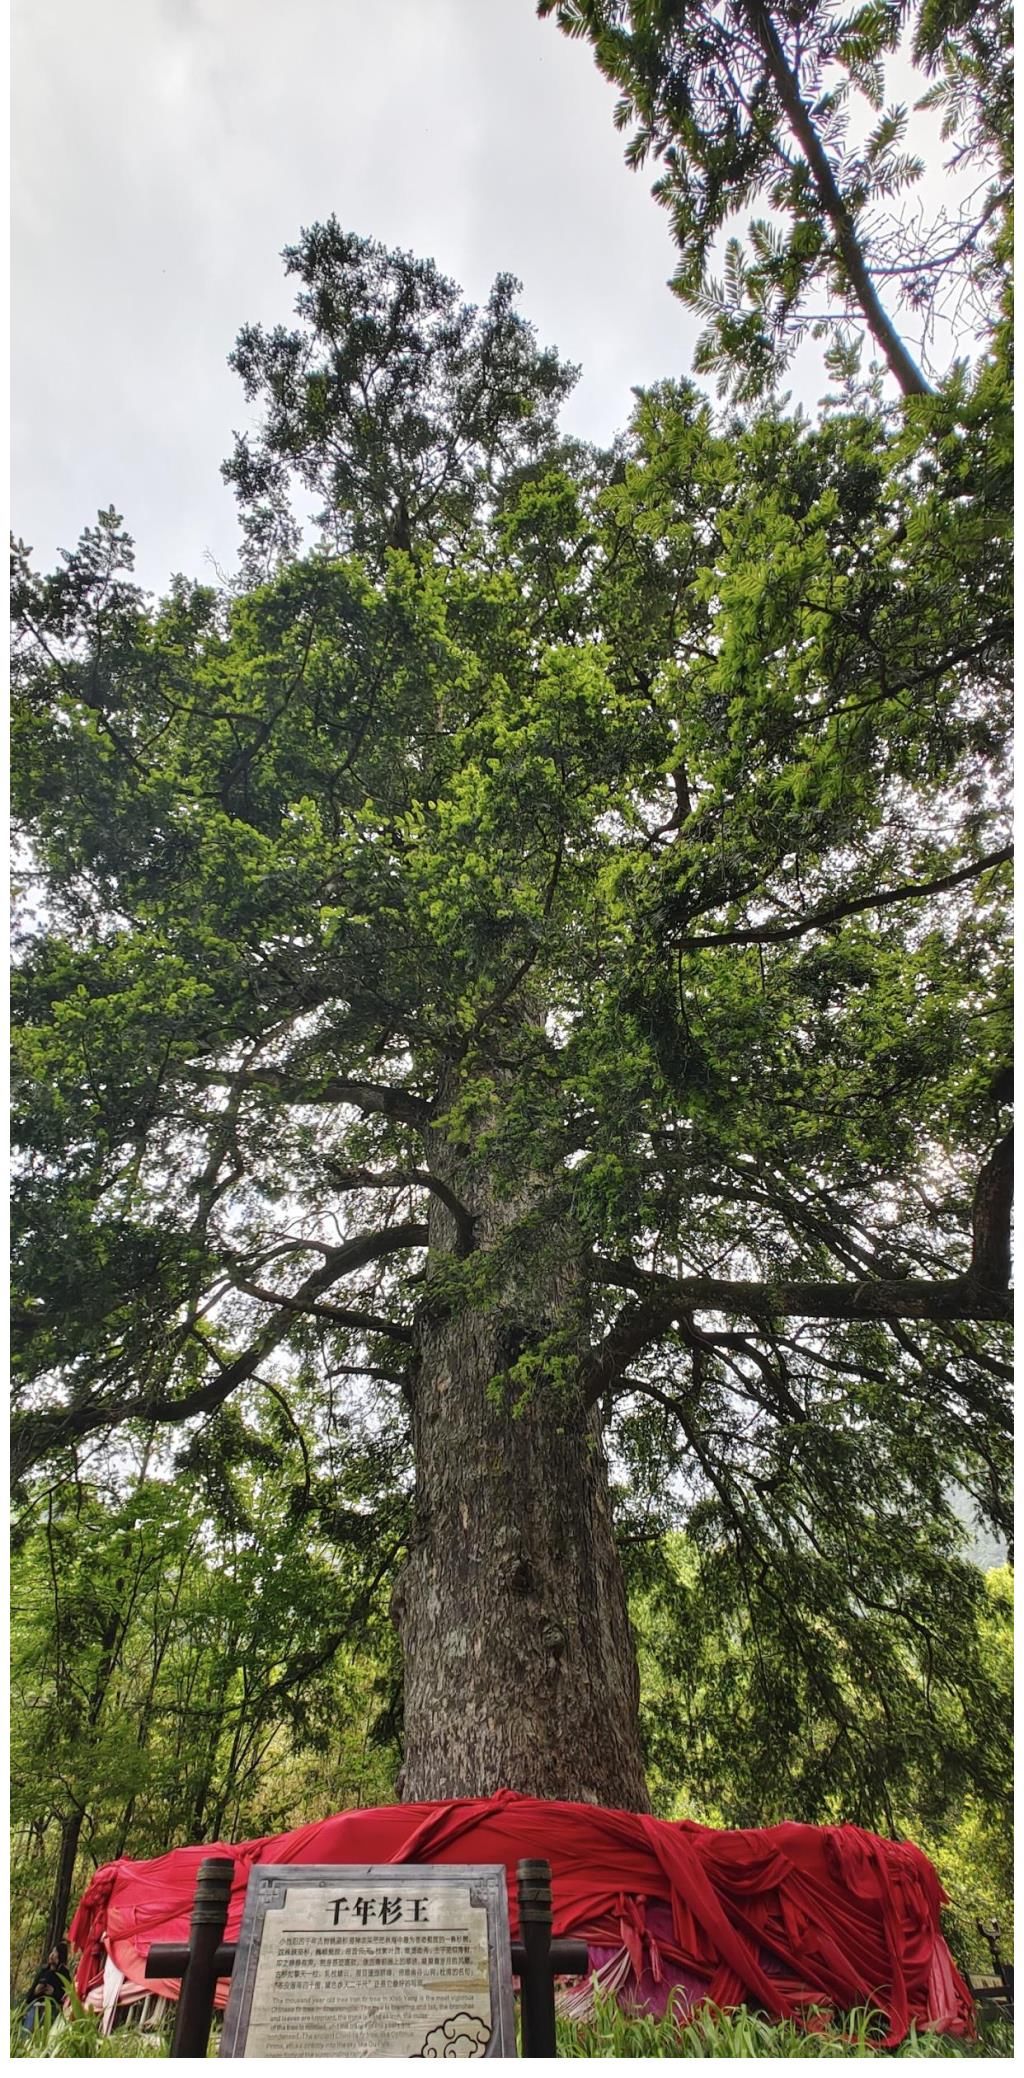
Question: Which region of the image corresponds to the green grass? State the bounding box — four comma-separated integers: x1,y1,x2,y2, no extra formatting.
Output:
556,1991,1014,2057
10,1988,1013,2058
12,2001,168,2058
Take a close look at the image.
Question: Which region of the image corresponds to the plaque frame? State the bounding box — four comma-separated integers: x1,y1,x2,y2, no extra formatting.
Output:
219,1862,516,2059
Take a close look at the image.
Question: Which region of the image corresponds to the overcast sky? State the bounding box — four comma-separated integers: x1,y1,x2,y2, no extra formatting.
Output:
13,1,970,597
13,0,706,593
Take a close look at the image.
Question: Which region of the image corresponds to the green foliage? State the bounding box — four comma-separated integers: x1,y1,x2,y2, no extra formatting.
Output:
555,1991,1013,2057
11,1983,171,2059
630,1542,1012,1974
539,2,1011,397
911,1567,1014,1973
632,1529,1011,1830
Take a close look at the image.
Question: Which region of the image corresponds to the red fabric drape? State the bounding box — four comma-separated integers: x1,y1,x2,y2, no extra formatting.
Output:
68,1790,974,2043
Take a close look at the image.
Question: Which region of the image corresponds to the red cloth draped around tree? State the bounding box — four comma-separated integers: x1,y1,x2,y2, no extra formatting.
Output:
68,1789,974,2044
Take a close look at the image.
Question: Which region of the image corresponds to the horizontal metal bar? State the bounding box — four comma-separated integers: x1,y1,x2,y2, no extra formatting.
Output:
532,1939,590,1977
146,1943,235,1979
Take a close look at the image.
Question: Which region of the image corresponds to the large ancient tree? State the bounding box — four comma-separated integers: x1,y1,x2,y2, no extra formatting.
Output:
11,4,1011,1814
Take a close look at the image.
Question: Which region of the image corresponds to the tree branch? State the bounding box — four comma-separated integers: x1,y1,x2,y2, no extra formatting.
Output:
230,1280,414,1344
326,1164,476,1253
743,1,932,397
472,836,564,1037
10,1223,426,1482
594,1257,1011,1325
580,1297,678,1408
183,1067,432,1128
674,845,1012,950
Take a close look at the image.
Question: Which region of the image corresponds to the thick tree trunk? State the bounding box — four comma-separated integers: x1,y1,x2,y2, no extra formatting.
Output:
393,1124,651,1812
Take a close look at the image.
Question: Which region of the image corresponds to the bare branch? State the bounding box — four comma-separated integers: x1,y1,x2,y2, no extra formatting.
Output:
326,1164,476,1252
594,1257,1011,1326
183,1066,432,1128
230,1279,413,1344
674,845,1012,951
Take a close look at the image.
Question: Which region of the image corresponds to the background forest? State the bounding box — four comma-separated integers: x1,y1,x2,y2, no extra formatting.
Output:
10,1453,1013,1987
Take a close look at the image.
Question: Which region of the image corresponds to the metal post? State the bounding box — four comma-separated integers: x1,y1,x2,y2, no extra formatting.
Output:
170,1855,235,2057
517,1857,556,2058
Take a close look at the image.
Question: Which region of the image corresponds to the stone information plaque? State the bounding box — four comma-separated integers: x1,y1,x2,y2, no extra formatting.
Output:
219,1863,515,2058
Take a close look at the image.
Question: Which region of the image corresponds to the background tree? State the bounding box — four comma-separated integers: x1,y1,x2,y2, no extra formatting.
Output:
222,223,577,576
627,1538,1012,1971
11,9,1011,1821
10,1426,400,1985
539,0,1012,398
631,1533,1011,1838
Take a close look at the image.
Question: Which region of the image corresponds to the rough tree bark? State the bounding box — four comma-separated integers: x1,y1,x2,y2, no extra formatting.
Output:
392,1086,652,1811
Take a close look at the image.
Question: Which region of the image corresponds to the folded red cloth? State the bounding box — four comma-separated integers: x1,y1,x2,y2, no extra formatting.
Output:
69,1788,974,2043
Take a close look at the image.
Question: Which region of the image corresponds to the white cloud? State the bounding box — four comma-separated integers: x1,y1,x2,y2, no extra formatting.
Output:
12,3,981,593
12,0,694,592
